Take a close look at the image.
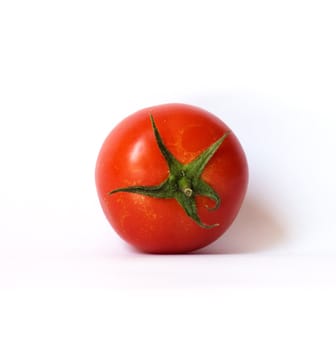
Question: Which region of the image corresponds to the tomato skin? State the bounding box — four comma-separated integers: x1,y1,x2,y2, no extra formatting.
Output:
95,103,248,253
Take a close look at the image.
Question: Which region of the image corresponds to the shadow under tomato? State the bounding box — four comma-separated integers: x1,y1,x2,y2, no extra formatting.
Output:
195,196,286,254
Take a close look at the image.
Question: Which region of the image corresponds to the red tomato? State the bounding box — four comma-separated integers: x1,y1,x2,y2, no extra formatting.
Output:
95,103,248,253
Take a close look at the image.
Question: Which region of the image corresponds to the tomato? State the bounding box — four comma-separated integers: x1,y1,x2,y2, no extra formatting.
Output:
95,103,248,253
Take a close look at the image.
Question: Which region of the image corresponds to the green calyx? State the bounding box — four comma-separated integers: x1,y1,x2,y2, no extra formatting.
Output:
109,115,230,229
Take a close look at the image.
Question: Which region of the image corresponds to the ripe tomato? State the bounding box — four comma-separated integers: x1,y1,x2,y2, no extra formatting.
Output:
95,103,248,253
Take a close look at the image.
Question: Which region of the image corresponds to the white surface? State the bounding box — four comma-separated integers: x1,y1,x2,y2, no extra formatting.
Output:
1,0,336,349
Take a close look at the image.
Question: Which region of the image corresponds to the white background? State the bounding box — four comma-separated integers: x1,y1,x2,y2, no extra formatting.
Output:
1,0,336,349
